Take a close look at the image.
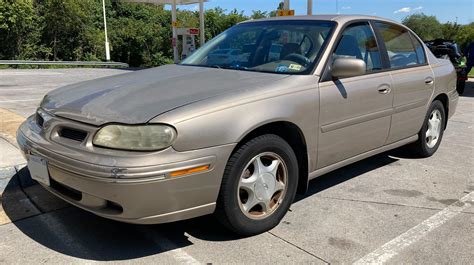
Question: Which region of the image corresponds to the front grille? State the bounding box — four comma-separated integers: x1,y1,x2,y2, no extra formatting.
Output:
58,127,88,142
36,112,44,128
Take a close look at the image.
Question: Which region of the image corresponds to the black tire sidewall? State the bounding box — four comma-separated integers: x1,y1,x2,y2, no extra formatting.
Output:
419,101,446,156
219,135,298,235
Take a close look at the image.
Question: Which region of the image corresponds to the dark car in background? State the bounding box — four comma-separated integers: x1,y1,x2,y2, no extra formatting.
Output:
425,39,468,94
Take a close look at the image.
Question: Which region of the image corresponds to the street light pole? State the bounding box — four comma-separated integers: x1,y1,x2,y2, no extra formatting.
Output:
171,0,178,63
102,0,110,61
199,0,205,46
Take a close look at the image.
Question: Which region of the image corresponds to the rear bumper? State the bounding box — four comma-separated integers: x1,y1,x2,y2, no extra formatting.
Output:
17,116,235,224
448,89,459,120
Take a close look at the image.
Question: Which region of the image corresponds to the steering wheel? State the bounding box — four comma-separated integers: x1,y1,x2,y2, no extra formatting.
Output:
391,54,406,61
283,53,311,67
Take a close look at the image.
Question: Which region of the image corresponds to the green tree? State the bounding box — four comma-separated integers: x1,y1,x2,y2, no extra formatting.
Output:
442,21,461,40
0,0,46,60
250,10,268,20
0,1,256,67
108,2,172,67
41,0,103,61
204,7,247,39
455,23,474,53
269,1,284,17
402,13,443,40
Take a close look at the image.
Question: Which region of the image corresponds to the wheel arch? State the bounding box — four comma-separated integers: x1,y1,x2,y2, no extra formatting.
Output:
231,121,310,194
432,93,449,129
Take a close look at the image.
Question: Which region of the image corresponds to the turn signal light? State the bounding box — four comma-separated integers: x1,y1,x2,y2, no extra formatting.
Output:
170,165,210,177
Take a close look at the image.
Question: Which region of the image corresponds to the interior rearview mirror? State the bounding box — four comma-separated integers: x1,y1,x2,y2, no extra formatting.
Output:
331,58,366,79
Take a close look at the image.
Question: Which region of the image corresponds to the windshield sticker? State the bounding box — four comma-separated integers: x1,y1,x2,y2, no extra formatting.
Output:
289,64,302,71
276,65,289,72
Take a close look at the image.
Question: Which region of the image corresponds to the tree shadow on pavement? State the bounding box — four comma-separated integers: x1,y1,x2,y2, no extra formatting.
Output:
2,148,405,261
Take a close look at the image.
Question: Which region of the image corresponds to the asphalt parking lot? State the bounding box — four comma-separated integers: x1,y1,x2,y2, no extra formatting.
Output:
0,69,473,264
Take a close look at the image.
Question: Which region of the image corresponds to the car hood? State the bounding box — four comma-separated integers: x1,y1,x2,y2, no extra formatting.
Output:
41,65,289,126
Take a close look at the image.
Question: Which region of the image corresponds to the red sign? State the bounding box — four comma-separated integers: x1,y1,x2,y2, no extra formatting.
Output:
188,28,199,35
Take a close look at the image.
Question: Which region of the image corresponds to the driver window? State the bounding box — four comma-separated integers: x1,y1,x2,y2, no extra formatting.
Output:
334,22,382,72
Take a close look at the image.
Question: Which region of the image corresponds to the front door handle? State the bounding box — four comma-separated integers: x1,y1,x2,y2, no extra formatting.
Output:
378,86,392,95
425,77,434,85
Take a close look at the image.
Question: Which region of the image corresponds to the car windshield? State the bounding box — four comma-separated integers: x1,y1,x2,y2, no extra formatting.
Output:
181,20,336,74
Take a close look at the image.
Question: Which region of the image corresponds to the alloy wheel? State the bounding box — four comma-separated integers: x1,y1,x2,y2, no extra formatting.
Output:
237,152,288,219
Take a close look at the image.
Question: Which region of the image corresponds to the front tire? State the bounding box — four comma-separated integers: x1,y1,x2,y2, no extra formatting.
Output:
410,100,446,157
215,134,298,236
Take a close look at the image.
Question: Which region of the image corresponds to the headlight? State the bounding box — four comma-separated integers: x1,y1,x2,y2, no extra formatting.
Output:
93,124,177,151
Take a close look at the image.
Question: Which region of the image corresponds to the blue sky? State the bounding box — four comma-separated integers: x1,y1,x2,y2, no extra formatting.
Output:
178,0,473,24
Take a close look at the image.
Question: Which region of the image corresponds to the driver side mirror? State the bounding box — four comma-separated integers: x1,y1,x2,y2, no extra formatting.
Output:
331,58,366,79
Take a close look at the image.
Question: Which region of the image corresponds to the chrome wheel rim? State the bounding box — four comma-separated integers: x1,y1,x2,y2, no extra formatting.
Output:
237,152,288,220
426,109,442,148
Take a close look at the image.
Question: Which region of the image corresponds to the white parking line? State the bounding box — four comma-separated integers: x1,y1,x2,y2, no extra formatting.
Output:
0,72,63,76
354,191,474,264
138,228,201,264
0,98,42,103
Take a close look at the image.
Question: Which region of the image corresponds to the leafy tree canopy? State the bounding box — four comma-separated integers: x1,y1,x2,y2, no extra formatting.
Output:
0,1,472,67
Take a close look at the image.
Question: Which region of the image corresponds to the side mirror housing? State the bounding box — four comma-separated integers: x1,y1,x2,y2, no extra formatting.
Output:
331,58,366,79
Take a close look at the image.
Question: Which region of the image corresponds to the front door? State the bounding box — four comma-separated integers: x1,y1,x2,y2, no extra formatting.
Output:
317,22,394,169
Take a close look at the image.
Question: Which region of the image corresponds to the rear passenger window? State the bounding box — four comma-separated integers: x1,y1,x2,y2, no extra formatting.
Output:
375,22,420,69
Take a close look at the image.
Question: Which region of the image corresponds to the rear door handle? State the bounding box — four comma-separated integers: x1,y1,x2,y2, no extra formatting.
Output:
425,77,434,85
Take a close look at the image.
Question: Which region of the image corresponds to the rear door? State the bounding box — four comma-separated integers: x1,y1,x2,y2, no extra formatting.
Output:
373,21,434,143
317,21,393,169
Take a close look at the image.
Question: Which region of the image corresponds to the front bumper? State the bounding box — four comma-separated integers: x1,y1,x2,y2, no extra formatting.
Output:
17,115,235,224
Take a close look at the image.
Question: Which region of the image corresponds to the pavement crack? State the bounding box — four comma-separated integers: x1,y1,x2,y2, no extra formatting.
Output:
318,195,474,213
267,231,330,264
450,120,473,125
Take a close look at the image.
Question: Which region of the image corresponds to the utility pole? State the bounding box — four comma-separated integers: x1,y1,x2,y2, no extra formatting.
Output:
199,0,205,46
307,0,313,15
102,0,110,61
171,0,178,63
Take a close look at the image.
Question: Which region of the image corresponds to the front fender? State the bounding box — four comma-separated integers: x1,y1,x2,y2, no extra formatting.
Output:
151,75,321,171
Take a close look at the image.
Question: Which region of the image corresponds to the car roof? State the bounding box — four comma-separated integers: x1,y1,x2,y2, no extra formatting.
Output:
240,14,399,25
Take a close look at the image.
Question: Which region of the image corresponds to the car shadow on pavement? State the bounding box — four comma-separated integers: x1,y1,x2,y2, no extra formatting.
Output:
460,80,474,97
2,168,243,261
2,149,404,261
296,151,399,202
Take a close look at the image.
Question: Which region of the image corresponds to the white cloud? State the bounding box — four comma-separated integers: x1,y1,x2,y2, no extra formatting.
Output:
394,7,412,14
341,6,351,10
394,6,423,14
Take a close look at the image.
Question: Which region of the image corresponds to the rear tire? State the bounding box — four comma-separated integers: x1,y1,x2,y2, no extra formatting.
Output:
215,134,298,236
410,100,446,157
